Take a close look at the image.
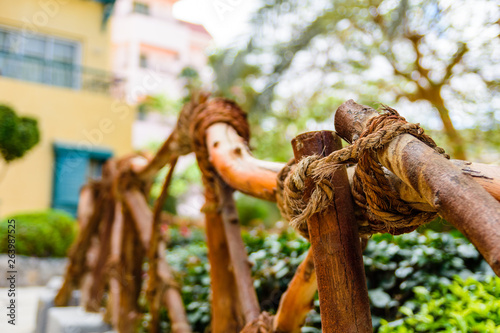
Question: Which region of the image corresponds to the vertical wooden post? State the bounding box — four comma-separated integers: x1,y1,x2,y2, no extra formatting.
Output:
204,189,245,333
54,185,103,306
291,131,372,333
106,202,125,327
216,179,260,323
85,197,115,312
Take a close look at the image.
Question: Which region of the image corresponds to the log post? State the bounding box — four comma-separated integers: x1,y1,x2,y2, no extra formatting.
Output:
123,188,153,251
216,178,260,323
273,250,317,333
335,100,500,275
85,197,115,312
204,189,245,332
291,131,372,333
105,202,125,327
55,184,103,306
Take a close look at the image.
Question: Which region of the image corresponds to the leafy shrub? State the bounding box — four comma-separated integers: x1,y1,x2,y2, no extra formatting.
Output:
0,210,77,257
379,276,500,332
0,105,40,162
159,228,495,332
363,231,494,328
235,193,282,227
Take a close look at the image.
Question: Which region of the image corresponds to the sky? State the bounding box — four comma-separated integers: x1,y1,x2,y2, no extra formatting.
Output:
172,0,259,46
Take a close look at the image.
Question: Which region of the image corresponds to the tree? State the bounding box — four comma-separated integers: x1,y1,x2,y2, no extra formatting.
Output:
0,105,40,162
209,0,500,160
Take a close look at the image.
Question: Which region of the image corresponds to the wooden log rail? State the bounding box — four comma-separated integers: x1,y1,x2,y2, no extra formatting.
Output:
55,95,500,333
334,100,500,275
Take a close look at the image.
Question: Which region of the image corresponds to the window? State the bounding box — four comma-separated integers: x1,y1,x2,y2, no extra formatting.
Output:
133,2,150,15
139,54,148,68
52,143,112,217
0,26,80,88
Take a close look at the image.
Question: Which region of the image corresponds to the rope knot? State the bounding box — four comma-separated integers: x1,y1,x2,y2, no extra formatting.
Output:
277,106,448,238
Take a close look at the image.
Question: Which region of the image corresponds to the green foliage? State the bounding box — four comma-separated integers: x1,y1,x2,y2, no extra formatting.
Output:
235,193,281,227
158,228,495,332
379,277,500,332
137,94,181,116
0,210,77,257
0,104,40,162
179,66,202,102
363,231,493,328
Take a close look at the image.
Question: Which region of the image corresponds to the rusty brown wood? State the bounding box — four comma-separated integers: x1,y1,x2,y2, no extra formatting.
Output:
335,99,500,276
123,188,153,251
204,188,245,332
106,202,125,327
292,130,372,333
54,184,103,306
206,123,284,202
216,178,261,323
116,210,144,333
135,135,177,180
450,160,500,202
205,123,500,207
273,250,317,333
85,197,116,312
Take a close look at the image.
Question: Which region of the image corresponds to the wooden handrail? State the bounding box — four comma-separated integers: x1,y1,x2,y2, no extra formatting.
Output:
335,99,500,276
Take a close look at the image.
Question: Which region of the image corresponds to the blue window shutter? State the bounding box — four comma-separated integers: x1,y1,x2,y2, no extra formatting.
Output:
53,149,89,216
52,142,113,217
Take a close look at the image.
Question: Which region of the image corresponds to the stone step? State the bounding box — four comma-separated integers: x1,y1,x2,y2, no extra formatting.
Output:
46,306,111,333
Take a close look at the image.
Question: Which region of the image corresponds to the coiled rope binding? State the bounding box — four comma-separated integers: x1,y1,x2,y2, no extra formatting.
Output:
277,106,449,238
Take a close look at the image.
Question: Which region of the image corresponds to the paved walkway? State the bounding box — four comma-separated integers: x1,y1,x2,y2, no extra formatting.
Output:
0,287,45,333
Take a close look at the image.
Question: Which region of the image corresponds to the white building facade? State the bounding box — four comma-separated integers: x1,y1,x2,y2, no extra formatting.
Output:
111,0,212,103
111,0,212,149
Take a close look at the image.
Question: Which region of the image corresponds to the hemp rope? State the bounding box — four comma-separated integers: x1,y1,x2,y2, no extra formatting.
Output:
189,97,250,210
278,106,448,238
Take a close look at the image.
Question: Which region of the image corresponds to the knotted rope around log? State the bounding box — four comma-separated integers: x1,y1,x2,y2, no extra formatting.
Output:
277,106,449,238
189,97,251,209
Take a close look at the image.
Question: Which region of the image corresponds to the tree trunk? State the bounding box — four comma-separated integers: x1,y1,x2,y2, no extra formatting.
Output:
435,101,467,160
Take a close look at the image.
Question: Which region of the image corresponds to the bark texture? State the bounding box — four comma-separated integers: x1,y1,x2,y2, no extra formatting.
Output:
292,131,372,333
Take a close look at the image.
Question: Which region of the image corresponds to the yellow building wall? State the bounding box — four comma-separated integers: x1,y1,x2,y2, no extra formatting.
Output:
0,0,135,217
0,0,111,71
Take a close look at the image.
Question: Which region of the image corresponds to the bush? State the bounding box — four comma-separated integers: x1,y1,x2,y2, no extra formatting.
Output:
0,104,40,162
157,228,495,332
0,210,77,257
363,231,494,328
379,276,500,332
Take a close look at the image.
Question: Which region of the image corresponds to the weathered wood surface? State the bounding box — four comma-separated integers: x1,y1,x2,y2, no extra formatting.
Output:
216,178,260,323
85,197,115,312
123,188,153,251
335,99,500,276
204,188,245,332
205,124,500,206
292,131,372,333
135,135,177,180
54,184,104,306
206,123,283,202
273,250,317,333
106,202,125,328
